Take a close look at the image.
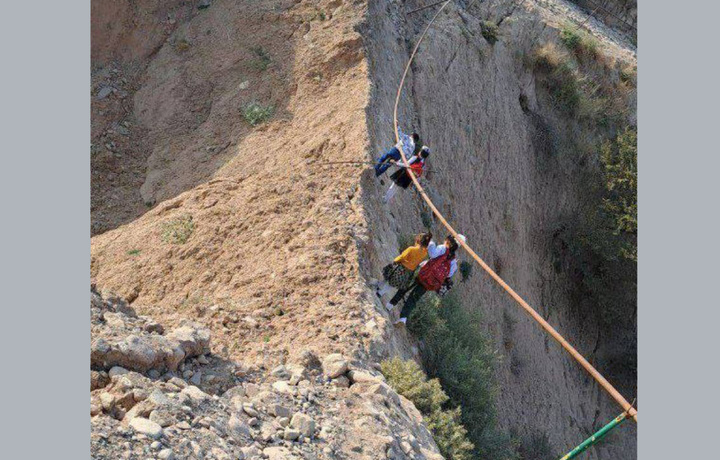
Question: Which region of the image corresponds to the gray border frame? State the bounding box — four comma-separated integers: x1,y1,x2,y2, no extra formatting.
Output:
1,1,89,458
0,0,719,457
639,0,720,458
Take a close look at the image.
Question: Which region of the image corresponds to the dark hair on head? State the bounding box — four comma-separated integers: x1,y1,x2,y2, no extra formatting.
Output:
416,232,432,247
420,149,429,159
412,132,420,142
446,235,459,259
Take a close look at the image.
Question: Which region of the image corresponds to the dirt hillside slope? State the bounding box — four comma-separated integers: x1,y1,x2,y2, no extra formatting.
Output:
92,0,411,367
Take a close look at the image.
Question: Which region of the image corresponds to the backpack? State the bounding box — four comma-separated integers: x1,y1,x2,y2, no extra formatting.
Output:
417,253,452,292
409,160,424,177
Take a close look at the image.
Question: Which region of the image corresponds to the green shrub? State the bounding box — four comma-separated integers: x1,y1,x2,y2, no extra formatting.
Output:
481,21,499,44
161,214,194,244
559,127,637,325
249,46,271,71
243,102,274,126
127,249,141,256
560,24,600,60
421,209,434,229
600,127,637,260
459,261,473,282
407,293,518,459
572,127,637,263
382,358,475,460
382,358,447,414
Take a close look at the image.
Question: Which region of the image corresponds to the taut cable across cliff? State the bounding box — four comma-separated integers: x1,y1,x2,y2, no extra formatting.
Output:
392,0,638,424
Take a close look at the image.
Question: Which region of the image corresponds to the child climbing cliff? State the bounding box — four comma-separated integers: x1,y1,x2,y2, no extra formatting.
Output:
387,233,465,325
384,146,431,204
374,129,421,177
376,232,433,299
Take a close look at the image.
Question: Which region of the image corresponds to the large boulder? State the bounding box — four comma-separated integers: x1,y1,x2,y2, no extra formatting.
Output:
166,324,211,358
321,354,348,379
91,289,211,375
290,413,315,438
129,417,163,439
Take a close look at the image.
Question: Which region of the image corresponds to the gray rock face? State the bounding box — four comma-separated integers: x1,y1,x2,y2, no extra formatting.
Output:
158,448,175,460
91,289,210,374
269,404,291,419
348,369,382,384
91,283,445,459
362,1,637,458
228,415,250,441
166,325,211,358
91,370,110,390
283,428,300,441
263,446,295,460
180,385,209,402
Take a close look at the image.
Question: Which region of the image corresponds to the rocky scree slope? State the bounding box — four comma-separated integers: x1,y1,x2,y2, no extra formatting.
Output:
360,1,636,459
91,287,445,460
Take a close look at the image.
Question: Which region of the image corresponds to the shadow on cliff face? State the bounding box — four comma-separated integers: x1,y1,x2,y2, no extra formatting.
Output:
91,0,300,235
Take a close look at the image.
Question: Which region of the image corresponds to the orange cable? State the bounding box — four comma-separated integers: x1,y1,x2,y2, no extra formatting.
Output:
393,0,638,422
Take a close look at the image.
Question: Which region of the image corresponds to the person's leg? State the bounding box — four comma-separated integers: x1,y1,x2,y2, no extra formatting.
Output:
375,147,400,177
384,183,397,203
388,278,415,308
399,284,427,321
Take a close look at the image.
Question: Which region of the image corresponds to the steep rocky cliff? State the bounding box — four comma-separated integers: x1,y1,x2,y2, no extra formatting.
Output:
361,0,636,458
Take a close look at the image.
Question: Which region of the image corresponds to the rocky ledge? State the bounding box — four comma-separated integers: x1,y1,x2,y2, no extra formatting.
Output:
90,288,444,460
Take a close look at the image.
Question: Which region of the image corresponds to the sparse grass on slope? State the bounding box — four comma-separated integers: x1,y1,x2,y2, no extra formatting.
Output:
243,102,274,126
559,23,600,60
161,214,194,244
531,43,620,125
249,46,271,71
532,44,583,114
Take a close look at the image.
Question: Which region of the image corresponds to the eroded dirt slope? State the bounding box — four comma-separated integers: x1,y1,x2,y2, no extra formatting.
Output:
92,0,414,375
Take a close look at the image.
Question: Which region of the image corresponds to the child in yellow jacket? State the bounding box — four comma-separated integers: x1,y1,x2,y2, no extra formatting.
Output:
376,232,432,299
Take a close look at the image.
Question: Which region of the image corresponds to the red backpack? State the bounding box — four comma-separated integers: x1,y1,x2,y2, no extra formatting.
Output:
409,160,424,177
417,253,452,292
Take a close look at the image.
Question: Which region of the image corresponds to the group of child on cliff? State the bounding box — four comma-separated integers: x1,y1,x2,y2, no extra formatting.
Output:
372,128,466,326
